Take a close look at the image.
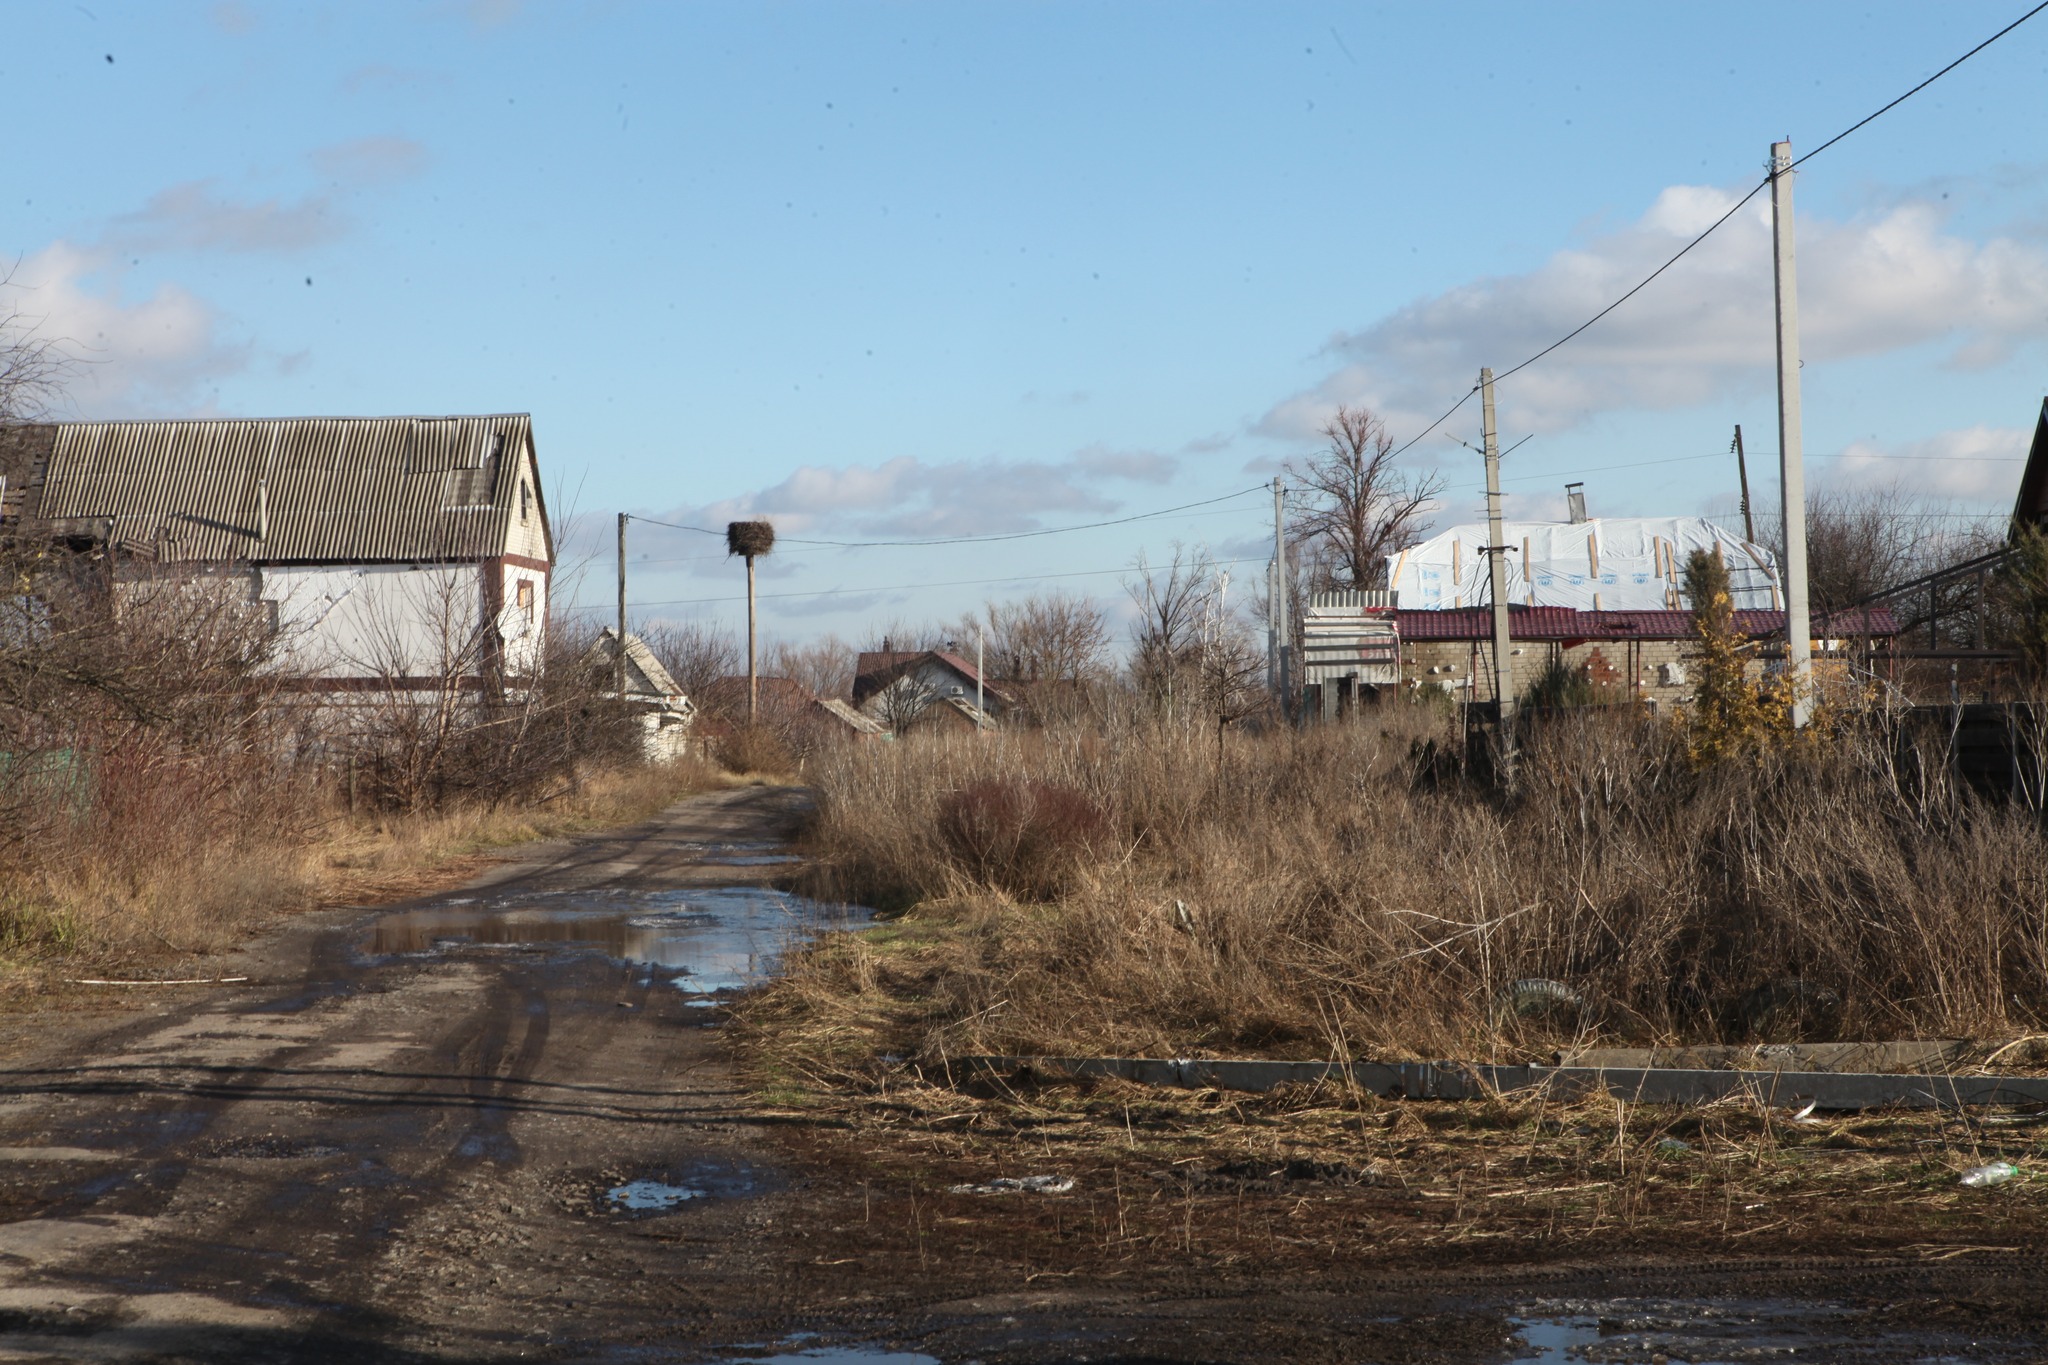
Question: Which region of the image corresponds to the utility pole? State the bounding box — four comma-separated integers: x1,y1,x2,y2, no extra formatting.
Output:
1272,476,1290,714
1770,139,1813,728
1733,424,1756,545
975,623,985,734
1481,368,1516,771
746,555,759,723
615,512,628,702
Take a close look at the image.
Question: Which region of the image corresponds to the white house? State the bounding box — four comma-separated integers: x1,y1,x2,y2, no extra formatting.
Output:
2,414,553,690
586,628,696,762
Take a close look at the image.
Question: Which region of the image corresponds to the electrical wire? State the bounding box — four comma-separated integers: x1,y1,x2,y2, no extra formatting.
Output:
624,486,1263,550
561,555,1275,613
1386,0,2048,449
1788,0,2048,169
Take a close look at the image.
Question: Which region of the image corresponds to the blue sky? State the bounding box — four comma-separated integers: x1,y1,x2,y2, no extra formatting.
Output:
8,1,2048,644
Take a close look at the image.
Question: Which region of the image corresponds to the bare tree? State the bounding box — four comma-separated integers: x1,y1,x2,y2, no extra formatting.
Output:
765,633,856,700
981,591,1112,684
0,273,71,423
869,669,939,736
1285,404,1443,592
642,620,741,704
1756,484,1999,639
1124,544,1263,723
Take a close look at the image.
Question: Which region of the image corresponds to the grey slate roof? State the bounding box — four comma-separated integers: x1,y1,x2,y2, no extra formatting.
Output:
3,414,548,565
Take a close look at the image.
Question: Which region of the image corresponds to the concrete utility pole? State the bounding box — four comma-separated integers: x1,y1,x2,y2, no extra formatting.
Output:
975,623,985,733
1733,424,1756,545
1770,139,1814,728
1481,368,1516,768
1271,476,1290,712
615,513,628,702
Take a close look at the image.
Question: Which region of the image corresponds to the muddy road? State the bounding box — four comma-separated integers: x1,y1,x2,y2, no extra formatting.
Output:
0,784,2040,1363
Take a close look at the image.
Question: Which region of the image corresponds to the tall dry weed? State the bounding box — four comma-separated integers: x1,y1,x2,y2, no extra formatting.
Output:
785,705,2048,1066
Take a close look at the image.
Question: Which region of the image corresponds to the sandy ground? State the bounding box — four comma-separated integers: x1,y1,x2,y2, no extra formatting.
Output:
0,784,2037,1363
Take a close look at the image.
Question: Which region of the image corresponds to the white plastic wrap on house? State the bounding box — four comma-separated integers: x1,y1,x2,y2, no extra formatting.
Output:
1386,518,1780,612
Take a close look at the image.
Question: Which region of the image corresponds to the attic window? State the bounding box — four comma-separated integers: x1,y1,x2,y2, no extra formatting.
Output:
520,480,531,522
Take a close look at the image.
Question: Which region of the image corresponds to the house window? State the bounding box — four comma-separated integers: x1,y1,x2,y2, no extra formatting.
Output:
516,579,535,624
520,481,532,522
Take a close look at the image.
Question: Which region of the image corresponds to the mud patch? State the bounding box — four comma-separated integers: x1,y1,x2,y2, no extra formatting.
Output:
722,1347,938,1365
198,1135,343,1161
1163,1157,1379,1193
1509,1296,2022,1363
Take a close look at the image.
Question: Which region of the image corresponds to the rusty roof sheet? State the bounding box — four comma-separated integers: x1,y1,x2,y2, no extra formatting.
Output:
1394,606,1898,641
10,414,547,564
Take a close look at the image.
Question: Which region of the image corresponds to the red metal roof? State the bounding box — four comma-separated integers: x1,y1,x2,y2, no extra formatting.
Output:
1394,606,1898,642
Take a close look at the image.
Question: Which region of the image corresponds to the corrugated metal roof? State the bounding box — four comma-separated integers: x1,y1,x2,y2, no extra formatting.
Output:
1394,606,1899,641
11,414,549,565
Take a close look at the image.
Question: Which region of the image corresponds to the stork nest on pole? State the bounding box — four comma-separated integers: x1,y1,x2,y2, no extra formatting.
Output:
726,520,776,558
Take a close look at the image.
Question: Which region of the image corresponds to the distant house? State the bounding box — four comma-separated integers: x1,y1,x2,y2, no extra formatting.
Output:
1396,605,1898,707
0,414,553,691
585,628,694,762
852,647,1005,730
697,675,885,744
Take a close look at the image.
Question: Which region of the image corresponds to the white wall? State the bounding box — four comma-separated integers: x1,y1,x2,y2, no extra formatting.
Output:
261,564,485,680
496,559,546,676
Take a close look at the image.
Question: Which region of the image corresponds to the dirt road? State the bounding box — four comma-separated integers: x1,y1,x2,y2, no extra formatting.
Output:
0,784,2040,1363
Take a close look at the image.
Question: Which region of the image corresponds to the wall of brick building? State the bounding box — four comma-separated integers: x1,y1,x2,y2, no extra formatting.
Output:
1399,637,1710,709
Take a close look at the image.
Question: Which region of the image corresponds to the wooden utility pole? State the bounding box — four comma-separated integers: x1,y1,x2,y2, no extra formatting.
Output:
1272,476,1289,712
1733,424,1756,544
1481,368,1515,772
726,520,776,725
1770,139,1814,728
615,513,628,702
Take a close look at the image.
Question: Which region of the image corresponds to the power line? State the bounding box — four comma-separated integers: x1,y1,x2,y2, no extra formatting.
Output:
1788,0,2048,169
623,486,1263,550
563,555,1274,613
1386,0,2048,449
623,503,1266,567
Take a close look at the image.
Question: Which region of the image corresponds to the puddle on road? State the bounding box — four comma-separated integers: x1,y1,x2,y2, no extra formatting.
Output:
370,886,871,997
607,1179,703,1210
1510,1297,2000,1362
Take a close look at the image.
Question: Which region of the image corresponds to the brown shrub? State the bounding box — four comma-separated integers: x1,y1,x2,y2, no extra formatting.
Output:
716,723,796,777
939,778,1110,901
779,704,2048,1068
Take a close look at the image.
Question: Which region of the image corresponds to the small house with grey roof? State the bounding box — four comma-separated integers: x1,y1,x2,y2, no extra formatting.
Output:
0,413,553,691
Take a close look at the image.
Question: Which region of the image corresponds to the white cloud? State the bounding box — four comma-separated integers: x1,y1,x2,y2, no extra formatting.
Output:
1825,424,2030,503
100,139,426,256
664,445,1183,541
8,243,248,415
1261,184,2048,448
104,181,343,254
309,136,430,187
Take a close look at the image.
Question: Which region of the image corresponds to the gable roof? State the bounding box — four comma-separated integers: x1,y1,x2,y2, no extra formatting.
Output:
1394,605,1899,642
587,629,686,702
2009,397,2048,537
1,414,551,565
851,648,1005,706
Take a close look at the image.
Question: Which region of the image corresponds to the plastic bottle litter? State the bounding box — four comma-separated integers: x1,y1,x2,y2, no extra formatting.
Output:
1959,1161,2019,1188
1654,1138,1693,1156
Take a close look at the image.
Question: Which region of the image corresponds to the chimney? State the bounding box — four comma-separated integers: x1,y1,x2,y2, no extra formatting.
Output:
1565,482,1587,524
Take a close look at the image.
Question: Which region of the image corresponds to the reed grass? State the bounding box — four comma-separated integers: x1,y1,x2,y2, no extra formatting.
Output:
758,706,2048,1075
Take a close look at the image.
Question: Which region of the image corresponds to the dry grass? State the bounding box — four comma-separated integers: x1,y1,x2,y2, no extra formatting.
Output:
0,755,720,994
747,1064,2048,1264
753,706,2048,1081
